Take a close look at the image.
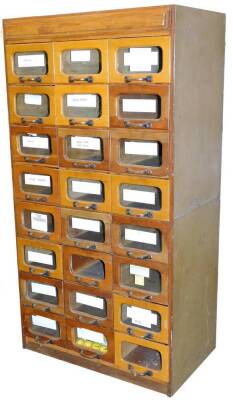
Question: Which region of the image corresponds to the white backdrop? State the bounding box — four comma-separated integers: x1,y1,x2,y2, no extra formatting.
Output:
0,1,231,399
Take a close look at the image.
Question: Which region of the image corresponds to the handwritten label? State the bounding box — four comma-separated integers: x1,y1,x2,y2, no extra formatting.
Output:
31,212,48,232
22,135,49,149
71,136,100,150
24,173,51,187
67,94,97,108
18,54,45,68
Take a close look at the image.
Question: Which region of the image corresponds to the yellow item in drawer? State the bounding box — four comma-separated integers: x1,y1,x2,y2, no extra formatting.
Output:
76,338,107,353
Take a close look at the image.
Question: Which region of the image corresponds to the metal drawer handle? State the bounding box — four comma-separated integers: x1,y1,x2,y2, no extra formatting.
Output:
75,277,99,288
128,291,152,301
73,201,96,210
128,364,153,377
72,162,96,169
21,118,43,125
78,315,99,325
24,157,45,164
31,303,51,313
27,231,50,240
75,242,96,251
126,168,153,176
29,268,50,277
25,195,47,203
124,121,152,129
127,327,153,341
79,349,100,359
127,251,152,260
126,209,153,219
69,119,93,126
68,75,93,83
124,75,152,83
34,336,54,346
19,76,42,83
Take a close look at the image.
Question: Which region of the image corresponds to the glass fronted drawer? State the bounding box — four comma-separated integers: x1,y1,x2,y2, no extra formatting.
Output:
58,128,110,171
109,36,171,83
5,42,54,84
63,246,112,291
55,85,109,127
54,39,108,83
13,164,59,205
109,84,169,130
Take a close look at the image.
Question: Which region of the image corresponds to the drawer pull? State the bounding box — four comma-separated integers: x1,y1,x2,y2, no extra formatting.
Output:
25,195,47,203
126,168,153,176
128,291,152,301
29,267,50,277
124,121,152,129
127,328,153,341
69,119,93,127
34,335,54,346
127,251,152,260
128,364,153,377
72,162,96,169
126,209,153,219
78,315,99,325
75,242,97,251
31,303,51,313
124,75,152,83
19,76,42,83
75,277,99,288
73,201,96,210
27,231,50,240
24,157,45,164
79,349,100,359
21,117,43,125
68,75,93,83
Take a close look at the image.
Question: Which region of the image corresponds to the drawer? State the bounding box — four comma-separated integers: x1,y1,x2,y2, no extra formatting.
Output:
58,128,110,171
13,164,60,205
63,246,112,291
22,306,66,347
5,42,54,84
66,319,114,363
54,40,108,84
109,36,171,84
114,294,169,344
17,237,63,279
115,332,169,382
61,208,111,253
60,169,111,212
109,84,169,130
64,282,113,328
15,201,61,243
8,86,55,126
110,130,169,177
111,174,170,221
113,255,168,306
55,85,109,127
10,125,58,166
112,215,169,264
19,272,64,315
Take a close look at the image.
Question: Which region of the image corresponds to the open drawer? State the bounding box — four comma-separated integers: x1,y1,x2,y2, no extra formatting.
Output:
63,246,112,291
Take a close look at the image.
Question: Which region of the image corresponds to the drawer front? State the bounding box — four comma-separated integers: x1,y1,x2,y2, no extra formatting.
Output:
60,169,111,212
113,255,168,306
10,126,58,166
111,174,170,221
54,40,108,84
13,164,60,205
64,282,113,328
112,215,169,263
55,85,109,127
17,237,63,279
19,272,64,314
110,130,169,177
5,42,54,84
58,128,110,171
15,201,61,243
61,208,111,253
115,332,169,382
114,294,169,344
109,36,171,84
109,84,169,130
66,319,114,363
22,306,66,347
8,86,55,126
63,246,112,291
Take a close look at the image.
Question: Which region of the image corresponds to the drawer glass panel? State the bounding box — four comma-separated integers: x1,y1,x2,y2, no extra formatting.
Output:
21,173,52,195
27,281,58,305
70,254,105,281
24,210,54,233
121,304,161,332
119,95,161,120
19,134,51,156
120,263,161,293
121,225,161,252
63,94,101,118
120,184,161,211
69,216,105,242
16,93,49,117
122,342,161,371
65,135,103,161
120,139,162,167
73,292,107,318
14,51,48,76
31,314,60,337
24,246,56,270
67,178,104,202
75,327,108,354
118,47,162,74
62,49,101,74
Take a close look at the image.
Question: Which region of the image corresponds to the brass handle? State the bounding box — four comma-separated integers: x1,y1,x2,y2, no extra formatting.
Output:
79,349,100,359
126,209,153,219
73,201,96,210
25,195,47,203
124,121,152,129
24,157,45,164
126,168,153,176
68,75,93,83
72,162,96,169
128,291,152,301
21,118,43,125
128,364,153,377
27,231,50,240
31,303,51,313
125,75,152,83
75,242,96,251
29,268,50,277
75,277,99,288
127,327,153,341
127,251,152,260
34,335,53,346
69,119,93,126
78,315,99,325
19,76,42,83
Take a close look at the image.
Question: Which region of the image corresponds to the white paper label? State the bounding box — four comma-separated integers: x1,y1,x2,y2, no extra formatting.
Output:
31,212,48,232
31,282,57,297
71,50,91,62
32,315,57,330
135,275,145,286
22,135,49,150
123,188,155,205
24,173,51,187
27,250,53,266
24,94,42,105
76,292,104,309
122,99,157,113
18,54,45,68
77,328,106,345
124,47,159,72
71,217,100,233
124,141,158,156
71,136,101,150
71,180,101,195
125,228,157,245
67,94,97,108
126,306,158,328
130,264,150,278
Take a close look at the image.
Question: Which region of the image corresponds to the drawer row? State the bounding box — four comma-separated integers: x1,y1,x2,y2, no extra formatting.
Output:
13,166,170,221
6,37,171,84
8,84,170,129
